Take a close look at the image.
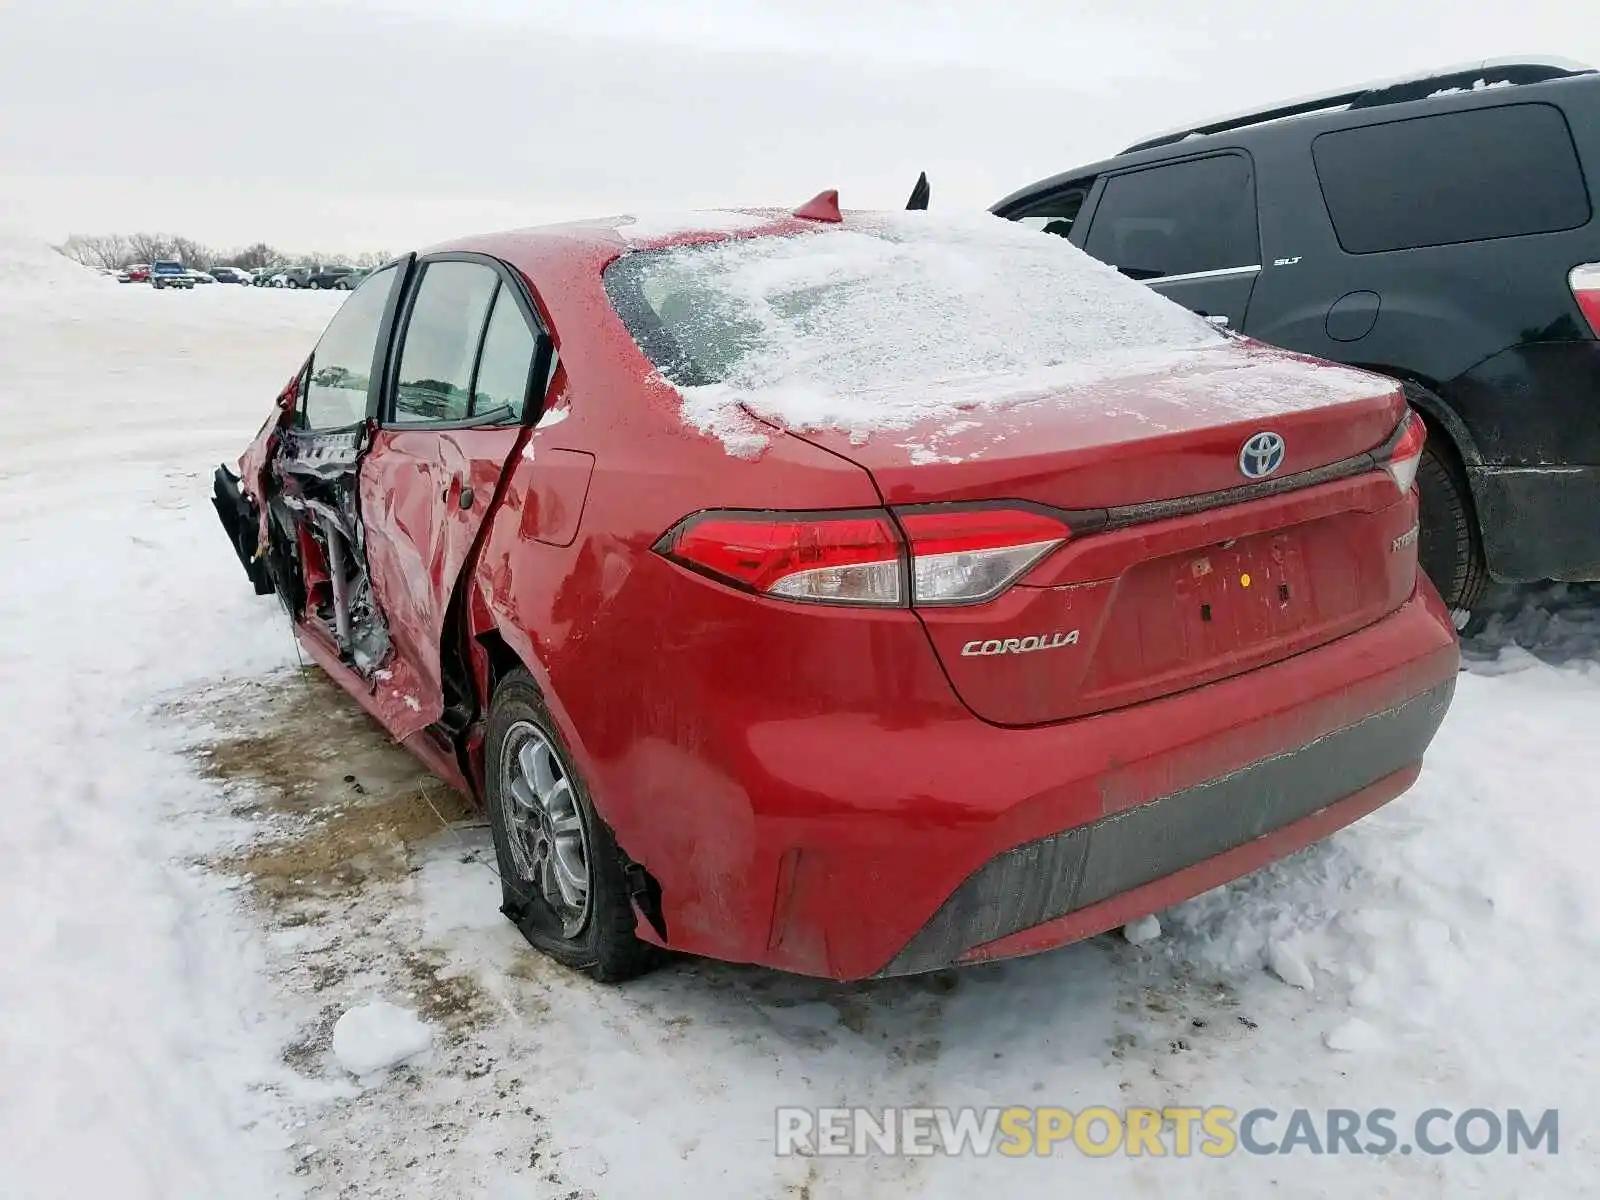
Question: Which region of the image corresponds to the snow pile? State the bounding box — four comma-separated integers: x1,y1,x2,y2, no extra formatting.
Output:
617,212,1385,456
0,280,340,1200
1122,914,1162,944
331,1001,435,1077
0,231,104,290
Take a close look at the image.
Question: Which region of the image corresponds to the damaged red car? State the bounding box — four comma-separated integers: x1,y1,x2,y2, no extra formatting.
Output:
213,199,1459,982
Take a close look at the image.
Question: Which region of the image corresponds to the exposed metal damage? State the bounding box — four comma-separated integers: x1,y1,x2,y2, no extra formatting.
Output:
215,422,393,676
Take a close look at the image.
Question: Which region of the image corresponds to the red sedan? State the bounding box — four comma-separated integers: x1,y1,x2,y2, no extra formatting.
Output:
213,194,1458,982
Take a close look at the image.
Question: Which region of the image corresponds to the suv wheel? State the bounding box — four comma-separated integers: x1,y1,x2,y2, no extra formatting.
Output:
1416,433,1488,618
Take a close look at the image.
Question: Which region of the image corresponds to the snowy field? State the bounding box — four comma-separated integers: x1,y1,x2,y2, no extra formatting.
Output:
2,238,1598,1199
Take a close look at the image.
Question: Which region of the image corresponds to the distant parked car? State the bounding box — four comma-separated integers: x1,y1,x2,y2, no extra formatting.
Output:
119,263,151,283
329,267,371,290
211,266,253,284
150,261,195,290
282,264,360,290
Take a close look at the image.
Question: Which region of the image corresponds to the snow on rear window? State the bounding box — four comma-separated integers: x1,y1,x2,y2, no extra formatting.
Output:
604,211,1223,455
611,210,772,244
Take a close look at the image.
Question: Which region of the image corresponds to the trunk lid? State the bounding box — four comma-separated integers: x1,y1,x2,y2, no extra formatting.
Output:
781,342,1405,509
781,343,1414,727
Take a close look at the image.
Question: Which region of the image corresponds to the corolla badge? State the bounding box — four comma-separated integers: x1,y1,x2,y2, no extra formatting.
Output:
1239,431,1286,480
961,630,1080,657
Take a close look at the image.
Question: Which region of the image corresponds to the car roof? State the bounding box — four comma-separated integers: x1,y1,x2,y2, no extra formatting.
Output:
418,210,835,287
992,58,1598,212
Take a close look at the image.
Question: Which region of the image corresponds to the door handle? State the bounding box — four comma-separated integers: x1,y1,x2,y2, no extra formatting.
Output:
442,477,475,510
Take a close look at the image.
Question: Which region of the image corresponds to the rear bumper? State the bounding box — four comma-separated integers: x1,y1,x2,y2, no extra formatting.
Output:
879,680,1449,975
646,582,1459,980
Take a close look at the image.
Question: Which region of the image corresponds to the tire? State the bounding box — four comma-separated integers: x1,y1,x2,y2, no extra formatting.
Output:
333,280,350,291
308,280,321,290
1416,433,1489,618
484,670,658,982
153,280,164,290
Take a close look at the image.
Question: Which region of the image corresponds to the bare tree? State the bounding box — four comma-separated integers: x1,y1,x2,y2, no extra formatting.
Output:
123,232,177,265
56,233,133,269
53,231,383,272
231,242,281,269
171,236,215,269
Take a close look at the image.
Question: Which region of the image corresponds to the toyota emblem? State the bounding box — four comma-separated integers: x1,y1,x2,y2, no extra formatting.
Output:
1239,431,1286,480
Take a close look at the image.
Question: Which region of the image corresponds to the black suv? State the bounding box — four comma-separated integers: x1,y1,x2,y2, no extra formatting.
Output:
993,58,1600,617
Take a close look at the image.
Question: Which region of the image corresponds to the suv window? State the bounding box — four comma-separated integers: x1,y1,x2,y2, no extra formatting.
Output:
1011,183,1094,239
302,264,397,430
470,286,539,421
1312,104,1591,254
1082,154,1259,280
393,261,500,423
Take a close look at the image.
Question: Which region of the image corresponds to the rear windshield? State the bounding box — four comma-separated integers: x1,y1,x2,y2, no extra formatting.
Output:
602,214,1219,397
153,261,183,271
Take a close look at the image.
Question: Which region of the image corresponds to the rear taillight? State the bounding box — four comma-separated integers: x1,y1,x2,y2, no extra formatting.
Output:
658,511,904,606
1571,263,1600,337
656,504,1069,607
897,506,1069,605
1384,410,1427,493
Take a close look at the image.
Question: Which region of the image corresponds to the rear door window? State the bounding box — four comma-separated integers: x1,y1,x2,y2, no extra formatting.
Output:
1312,104,1592,253
392,261,499,423
470,287,539,422
1082,154,1259,280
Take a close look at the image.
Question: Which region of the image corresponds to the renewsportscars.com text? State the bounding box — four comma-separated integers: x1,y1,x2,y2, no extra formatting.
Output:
775,1105,1559,1159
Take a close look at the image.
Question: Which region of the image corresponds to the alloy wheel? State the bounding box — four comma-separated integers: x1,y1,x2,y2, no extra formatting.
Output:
498,720,592,937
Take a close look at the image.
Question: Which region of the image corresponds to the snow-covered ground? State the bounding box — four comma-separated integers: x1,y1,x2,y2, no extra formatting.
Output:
2,239,1597,1198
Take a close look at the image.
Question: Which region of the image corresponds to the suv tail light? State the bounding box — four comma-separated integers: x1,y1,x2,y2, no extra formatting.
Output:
1384,410,1426,493
656,505,1069,607
1571,264,1600,337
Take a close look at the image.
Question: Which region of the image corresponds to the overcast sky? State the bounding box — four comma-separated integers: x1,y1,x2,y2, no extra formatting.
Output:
2,0,1595,254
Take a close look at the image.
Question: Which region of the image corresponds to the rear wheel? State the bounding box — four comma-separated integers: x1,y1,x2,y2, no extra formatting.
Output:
308,280,322,290
484,670,658,982
1416,434,1488,621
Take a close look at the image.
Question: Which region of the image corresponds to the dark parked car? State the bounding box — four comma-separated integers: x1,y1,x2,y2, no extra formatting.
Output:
993,57,1600,619
287,264,361,290
211,266,253,284
149,260,194,290
211,202,1456,982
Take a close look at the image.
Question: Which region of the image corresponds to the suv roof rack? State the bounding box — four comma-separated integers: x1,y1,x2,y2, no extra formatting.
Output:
1121,57,1595,154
